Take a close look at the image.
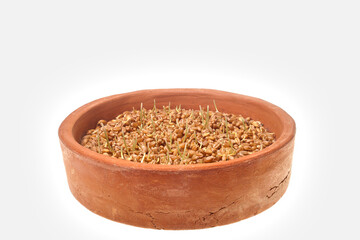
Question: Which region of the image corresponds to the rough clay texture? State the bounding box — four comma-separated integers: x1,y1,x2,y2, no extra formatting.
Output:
59,89,296,230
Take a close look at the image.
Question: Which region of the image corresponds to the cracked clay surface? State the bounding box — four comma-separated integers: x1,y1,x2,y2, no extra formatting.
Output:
266,171,291,199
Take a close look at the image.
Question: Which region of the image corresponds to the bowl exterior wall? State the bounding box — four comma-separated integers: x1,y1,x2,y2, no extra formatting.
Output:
60,138,294,229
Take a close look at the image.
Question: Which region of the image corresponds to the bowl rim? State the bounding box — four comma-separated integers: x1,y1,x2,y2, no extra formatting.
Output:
58,88,296,172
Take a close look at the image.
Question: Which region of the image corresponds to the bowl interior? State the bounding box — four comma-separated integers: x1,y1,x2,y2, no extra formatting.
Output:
71,89,287,145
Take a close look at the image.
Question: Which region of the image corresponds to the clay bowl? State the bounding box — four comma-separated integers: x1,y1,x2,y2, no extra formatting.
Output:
58,89,296,230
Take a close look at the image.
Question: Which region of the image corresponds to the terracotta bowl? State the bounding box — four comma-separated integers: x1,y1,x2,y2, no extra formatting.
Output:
58,89,296,230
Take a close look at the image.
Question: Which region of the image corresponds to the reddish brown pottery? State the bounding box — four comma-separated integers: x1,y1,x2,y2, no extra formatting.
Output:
58,89,296,230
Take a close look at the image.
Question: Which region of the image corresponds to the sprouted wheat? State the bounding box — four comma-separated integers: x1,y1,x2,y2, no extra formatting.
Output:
81,101,275,164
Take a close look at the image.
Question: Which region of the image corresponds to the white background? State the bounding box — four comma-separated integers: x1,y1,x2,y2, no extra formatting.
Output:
1,0,359,239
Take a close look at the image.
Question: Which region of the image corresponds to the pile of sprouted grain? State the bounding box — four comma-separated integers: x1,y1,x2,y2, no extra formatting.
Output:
81,101,275,165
